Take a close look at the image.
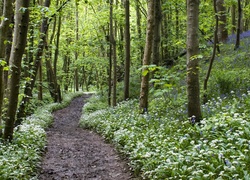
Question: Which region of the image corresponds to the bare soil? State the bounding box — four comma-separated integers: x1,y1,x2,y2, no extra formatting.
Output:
38,94,136,180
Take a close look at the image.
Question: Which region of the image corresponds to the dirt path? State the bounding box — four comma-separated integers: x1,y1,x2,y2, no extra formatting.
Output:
38,95,135,180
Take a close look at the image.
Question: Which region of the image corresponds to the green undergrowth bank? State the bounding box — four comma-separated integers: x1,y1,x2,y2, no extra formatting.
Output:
0,92,84,180
80,93,250,179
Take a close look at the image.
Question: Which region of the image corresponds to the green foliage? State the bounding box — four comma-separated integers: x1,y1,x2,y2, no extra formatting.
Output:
116,73,141,102
202,38,250,99
82,94,107,114
80,90,250,179
0,92,83,179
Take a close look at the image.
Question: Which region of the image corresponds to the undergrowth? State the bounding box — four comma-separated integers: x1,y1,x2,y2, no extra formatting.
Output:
80,92,250,179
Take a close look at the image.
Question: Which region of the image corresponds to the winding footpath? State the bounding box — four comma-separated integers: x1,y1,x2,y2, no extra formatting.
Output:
38,95,135,180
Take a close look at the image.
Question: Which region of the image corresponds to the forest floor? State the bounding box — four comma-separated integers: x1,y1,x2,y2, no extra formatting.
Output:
38,94,137,180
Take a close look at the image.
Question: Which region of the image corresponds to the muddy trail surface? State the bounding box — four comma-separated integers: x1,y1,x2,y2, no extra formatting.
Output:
38,95,136,180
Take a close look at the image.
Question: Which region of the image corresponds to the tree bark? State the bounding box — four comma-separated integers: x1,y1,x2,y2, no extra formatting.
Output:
4,0,30,140
53,13,62,102
231,4,236,34
16,0,51,125
38,59,43,100
110,0,117,106
152,0,162,66
139,0,155,114
234,0,242,50
45,45,57,98
0,0,13,137
135,0,143,61
75,1,79,92
124,0,130,100
216,0,228,42
186,0,202,122
203,0,219,104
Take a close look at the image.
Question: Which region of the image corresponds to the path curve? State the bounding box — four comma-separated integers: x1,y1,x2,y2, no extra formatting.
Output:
38,95,134,180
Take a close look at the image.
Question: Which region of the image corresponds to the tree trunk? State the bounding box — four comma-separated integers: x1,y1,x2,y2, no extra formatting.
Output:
0,0,13,137
38,59,43,101
63,52,70,91
45,46,57,98
108,37,112,106
216,0,228,42
75,1,79,92
139,0,155,114
124,0,130,100
16,0,51,125
110,0,117,106
135,0,143,61
3,0,14,87
53,13,62,102
3,0,30,140
82,66,89,91
152,0,162,66
186,0,202,123
46,1,57,99
203,0,219,104
234,0,242,50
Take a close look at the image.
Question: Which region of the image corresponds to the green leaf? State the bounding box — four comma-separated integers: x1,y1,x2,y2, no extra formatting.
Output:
164,83,173,88
190,54,203,61
0,60,7,67
142,69,149,76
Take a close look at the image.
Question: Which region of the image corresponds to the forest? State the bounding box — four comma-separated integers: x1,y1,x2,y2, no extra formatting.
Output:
0,0,250,179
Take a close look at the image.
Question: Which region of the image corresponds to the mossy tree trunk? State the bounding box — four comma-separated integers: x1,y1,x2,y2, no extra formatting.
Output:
0,0,13,137
16,0,51,126
4,0,30,140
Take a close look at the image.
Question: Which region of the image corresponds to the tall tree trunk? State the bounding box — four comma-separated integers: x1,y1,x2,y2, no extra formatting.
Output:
108,0,117,106
47,8,58,99
53,13,62,102
135,0,143,61
110,0,117,106
203,0,219,104
16,0,51,125
234,0,242,50
108,35,112,106
82,66,89,91
38,59,43,100
45,44,56,98
124,0,130,100
152,0,162,66
75,1,79,91
3,0,30,140
63,52,70,91
0,0,13,137
186,0,202,123
3,0,14,87
139,0,155,114
216,0,228,42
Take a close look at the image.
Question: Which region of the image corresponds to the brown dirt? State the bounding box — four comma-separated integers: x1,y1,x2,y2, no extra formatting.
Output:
38,95,136,180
